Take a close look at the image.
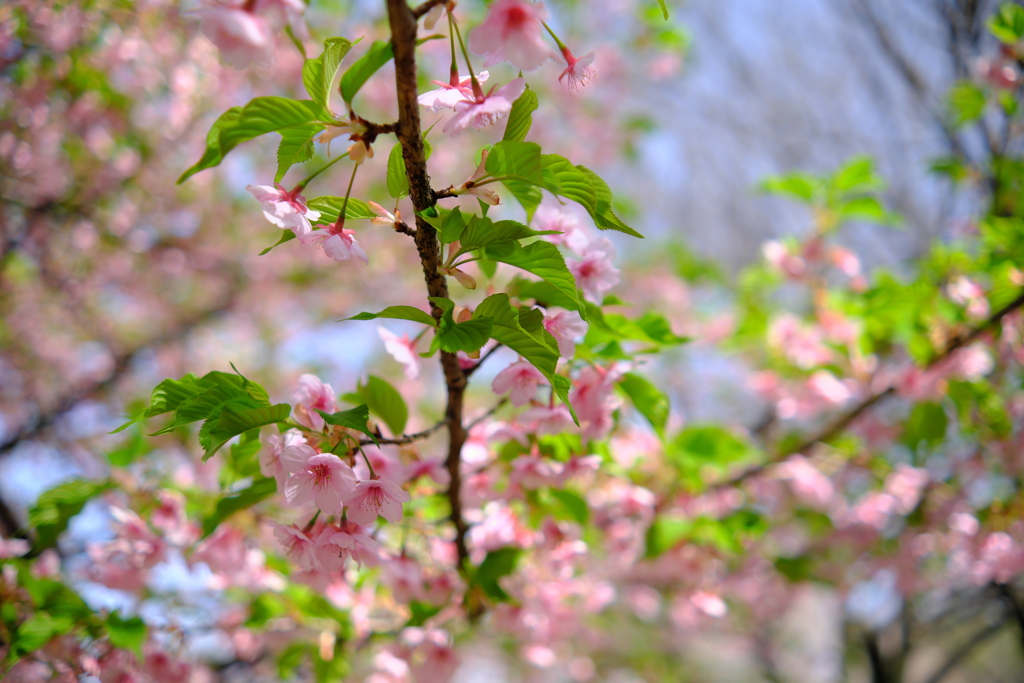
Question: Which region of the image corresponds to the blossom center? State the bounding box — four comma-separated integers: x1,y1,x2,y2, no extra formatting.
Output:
308,463,332,490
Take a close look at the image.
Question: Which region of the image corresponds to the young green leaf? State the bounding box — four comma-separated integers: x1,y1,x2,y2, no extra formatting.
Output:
502,86,539,142
339,40,393,104
357,376,408,436
387,143,410,198
345,305,438,328
275,124,321,183
106,612,147,658
259,229,298,256
617,372,670,436
180,98,329,183
302,37,355,109
318,404,378,444
199,403,292,460
28,479,114,552
307,196,378,221
438,317,493,353
472,547,521,601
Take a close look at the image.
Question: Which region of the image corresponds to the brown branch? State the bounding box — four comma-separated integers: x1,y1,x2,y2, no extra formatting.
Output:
708,288,1024,491
386,0,470,572
393,220,417,237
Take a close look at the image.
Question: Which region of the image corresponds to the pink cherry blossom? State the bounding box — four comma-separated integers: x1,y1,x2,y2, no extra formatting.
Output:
469,0,553,71
253,0,308,37
343,479,411,525
378,327,420,379
558,46,596,91
246,184,321,236
492,360,545,406
570,364,621,442
520,404,575,435
533,204,588,253
197,6,274,69
300,220,369,264
292,373,338,431
268,521,319,571
0,537,29,559
382,555,426,603
569,237,620,303
442,78,526,135
314,522,382,570
282,445,358,513
543,309,588,358
406,457,450,486
260,428,307,489
510,454,563,489
410,631,460,683
418,72,489,111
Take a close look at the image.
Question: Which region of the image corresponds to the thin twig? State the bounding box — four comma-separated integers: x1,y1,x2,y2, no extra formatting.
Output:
358,418,448,446
462,343,503,379
466,398,508,431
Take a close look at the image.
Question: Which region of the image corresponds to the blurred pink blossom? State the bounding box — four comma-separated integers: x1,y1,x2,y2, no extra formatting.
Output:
469,0,552,71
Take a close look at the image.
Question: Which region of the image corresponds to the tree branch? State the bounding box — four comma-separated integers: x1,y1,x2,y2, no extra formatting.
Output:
923,617,1008,683
411,0,448,19
709,288,1024,490
386,0,470,571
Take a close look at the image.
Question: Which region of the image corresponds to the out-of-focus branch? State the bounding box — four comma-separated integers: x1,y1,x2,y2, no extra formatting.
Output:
710,288,1024,490
0,293,239,457
923,616,1008,683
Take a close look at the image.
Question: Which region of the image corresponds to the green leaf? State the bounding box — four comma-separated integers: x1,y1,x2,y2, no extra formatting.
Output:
644,516,689,558
387,143,409,199
438,317,493,353
339,40,393,104
482,240,580,310
276,124,321,183
199,403,292,461
989,4,1024,44
259,229,297,256
949,81,986,127
357,376,408,436
903,402,948,448
474,294,577,423
457,216,555,251
307,196,377,222
836,196,896,225
106,428,147,467
202,477,277,537
617,372,669,436
503,86,538,142
533,155,643,237
180,98,329,183
549,488,589,525
176,107,242,183
507,277,579,311
345,305,437,327
830,156,883,193
28,479,113,552
439,207,468,244
407,601,443,627
760,173,819,203
302,37,355,109
106,612,147,658
318,404,379,443
502,177,544,218
473,547,521,601
486,141,545,186
13,612,60,656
